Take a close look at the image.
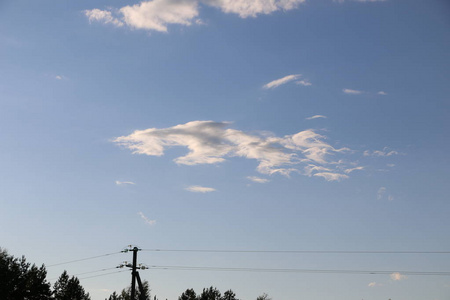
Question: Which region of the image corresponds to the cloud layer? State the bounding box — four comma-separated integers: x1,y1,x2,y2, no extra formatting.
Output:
114,120,359,181
85,0,306,32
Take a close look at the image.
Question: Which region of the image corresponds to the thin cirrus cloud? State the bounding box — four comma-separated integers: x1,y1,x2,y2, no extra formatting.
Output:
185,185,216,193
342,88,363,95
306,115,327,120
344,166,364,174
263,74,301,89
138,212,156,226
364,147,399,157
84,0,306,33
296,79,312,86
368,282,382,287
113,120,360,181
377,187,394,201
377,187,386,199
115,180,136,186
247,176,270,183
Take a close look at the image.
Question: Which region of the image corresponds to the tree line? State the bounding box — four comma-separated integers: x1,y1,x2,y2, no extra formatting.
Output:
1,248,271,300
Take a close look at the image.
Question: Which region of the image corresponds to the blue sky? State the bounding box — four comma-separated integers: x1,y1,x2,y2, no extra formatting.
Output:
1,0,450,299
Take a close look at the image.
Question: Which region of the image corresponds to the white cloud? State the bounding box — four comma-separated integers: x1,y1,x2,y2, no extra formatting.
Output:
388,195,394,201
343,88,363,95
263,74,301,89
344,166,364,174
390,272,407,281
377,187,386,200
120,0,199,32
368,282,382,287
55,75,63,80
296,79,312,86
206,0,306,18
247,176,270,183
115,180,136,185
306,115,327,120
313,172,349,181
364,147,399,157
114,120,359,181
185,185,216,193
378,91,387,95
387,163,395,167
84,8,124,27
138,212,156,225
85,0,306,32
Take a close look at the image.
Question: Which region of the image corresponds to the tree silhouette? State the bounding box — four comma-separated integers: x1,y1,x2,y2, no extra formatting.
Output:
179,288,197,300
0,248,52,300
221,290,238,300
198,287,221,300
106,280,151,300
53,270,90,300
256,293,271,300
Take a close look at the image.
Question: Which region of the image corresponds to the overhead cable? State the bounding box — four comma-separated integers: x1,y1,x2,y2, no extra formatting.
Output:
79,269,129,280
148,265,450,276
46,252,122,268
142,249,450,254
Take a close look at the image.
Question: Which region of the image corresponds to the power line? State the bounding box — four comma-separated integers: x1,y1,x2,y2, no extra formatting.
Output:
48,267,118,281
147,265,450,276
46,252,122,268
79,269,129,280
142,249,450,254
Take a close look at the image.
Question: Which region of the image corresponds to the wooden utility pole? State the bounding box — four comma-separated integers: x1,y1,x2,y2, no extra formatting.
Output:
119,245,148,300
131,246,139,300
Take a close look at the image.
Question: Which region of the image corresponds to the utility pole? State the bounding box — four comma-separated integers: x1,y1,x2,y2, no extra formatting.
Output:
131,246,138,300
118,245,148,300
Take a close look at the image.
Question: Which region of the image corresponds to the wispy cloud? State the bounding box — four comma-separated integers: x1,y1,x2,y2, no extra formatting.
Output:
296,79,312,86
378,91,387,95
185,185,216,193
138,212,156,226
390,272,407,281
85,0,306,32
377,187,386,200
377,187,394,201
344,166,364,174
115,180,136,186
85,8,124,27
114,120,360,181
343,88,363,95
55,75,63,80
364,147,399,157
313,172,348,181
368,282,382,287
263,74,301,89
306,115,327,120
247,176,270,183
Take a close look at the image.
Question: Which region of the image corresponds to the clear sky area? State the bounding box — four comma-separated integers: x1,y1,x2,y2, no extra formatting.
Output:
1,0,450,299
